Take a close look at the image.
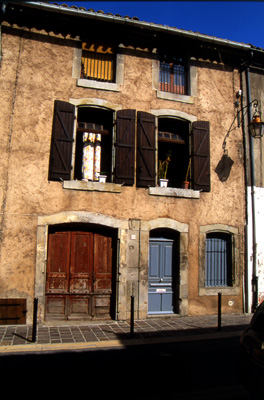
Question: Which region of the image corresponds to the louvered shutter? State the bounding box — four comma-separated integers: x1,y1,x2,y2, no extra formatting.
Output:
192,121,210,192
136,111,156,188
48,100,75,181
115,109,136,186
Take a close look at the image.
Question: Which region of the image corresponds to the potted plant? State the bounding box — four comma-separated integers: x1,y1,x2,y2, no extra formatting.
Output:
99,172,108,183
158,151,171,187
182,159,191,189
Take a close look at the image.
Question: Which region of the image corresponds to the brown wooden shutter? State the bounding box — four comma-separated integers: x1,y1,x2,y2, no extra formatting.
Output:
115,109,136,185
48,100,75,181
136,111,156,188
0,299,27,325
192,121,210,192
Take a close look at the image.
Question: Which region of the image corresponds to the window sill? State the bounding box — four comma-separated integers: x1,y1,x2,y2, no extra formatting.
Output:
149,186,200,199
199,286,240,296
63,180,122,193
157,90,194,104
77,79,120,92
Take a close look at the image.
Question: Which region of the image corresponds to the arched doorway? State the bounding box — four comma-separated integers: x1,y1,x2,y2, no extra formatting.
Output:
45,223,117,321
148,229,180,314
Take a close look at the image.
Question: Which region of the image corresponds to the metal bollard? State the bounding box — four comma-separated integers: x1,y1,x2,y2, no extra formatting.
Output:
32,297,38,342
218,292,222,332
130,295,134,338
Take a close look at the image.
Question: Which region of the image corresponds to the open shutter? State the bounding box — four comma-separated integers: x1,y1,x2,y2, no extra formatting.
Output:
115,109,136,186
136,111,156,188
192,121,210,192
48,100,75,181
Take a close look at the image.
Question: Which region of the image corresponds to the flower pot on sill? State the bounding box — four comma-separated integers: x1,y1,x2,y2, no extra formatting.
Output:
181,181,189,189
99,175,107,183
159,178,168,188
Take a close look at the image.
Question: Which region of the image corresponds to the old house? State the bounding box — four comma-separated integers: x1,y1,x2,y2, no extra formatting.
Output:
0,2,261,325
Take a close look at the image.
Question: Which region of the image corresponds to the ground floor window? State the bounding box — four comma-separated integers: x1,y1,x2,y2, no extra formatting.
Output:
205,232,233,287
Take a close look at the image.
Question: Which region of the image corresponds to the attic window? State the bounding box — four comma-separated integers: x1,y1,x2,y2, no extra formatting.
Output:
81,42,116,83
159,59,187,95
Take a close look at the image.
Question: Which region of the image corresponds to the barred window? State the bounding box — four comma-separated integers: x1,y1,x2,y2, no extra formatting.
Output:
81,42,115,83
205,233,233,287
159,60,187,95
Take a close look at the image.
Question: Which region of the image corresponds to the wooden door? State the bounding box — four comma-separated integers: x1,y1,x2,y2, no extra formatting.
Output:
46,232,70,294
93,234,113,317
46,230,114,320
70,232,93,294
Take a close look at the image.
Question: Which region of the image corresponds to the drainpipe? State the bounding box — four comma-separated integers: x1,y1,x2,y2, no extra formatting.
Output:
246,67,258,312
240,70,248,313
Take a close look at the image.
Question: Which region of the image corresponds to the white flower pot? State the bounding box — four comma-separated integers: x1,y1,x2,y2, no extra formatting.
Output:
99,175,107,183
159,178,168,188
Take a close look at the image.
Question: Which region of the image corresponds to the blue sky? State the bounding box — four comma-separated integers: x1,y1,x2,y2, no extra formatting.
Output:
56,1,264,49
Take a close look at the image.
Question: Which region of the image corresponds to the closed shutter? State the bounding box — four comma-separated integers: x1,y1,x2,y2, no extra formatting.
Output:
48,100,75,181
136,111,156,188
0,299,27,325
192,121,210,192
115,109,136,186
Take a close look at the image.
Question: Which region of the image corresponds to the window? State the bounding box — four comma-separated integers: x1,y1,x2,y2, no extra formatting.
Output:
205,232,233,287
48,101,210,191
48,101,136,186
158,118,189,188
81,42,115,83
157,118,210,190
159,59,187,95
74,107,113,181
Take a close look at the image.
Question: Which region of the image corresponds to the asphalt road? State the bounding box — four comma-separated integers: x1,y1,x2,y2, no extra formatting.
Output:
0,336,255,399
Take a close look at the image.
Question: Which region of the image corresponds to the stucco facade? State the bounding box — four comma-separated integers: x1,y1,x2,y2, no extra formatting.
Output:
0,3,251,324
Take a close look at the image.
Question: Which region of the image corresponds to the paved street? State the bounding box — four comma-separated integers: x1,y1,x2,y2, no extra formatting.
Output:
0,313,252,349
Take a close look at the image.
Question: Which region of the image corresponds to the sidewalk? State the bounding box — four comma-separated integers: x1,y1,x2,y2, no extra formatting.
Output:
0,313,252,354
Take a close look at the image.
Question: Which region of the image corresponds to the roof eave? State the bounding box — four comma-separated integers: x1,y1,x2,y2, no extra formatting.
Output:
12,1,254,52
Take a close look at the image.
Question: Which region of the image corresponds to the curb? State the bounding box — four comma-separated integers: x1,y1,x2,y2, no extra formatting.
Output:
0,330,243,355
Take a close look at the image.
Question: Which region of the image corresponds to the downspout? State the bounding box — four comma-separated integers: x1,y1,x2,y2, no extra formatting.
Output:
246,67,258,312
240,69,248,313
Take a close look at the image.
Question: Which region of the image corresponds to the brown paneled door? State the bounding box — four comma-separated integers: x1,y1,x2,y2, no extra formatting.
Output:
46,231,113,320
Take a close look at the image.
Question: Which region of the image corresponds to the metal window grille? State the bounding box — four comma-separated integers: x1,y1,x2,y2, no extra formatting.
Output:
159,61,186,94
205,233,232,287
81,50,115,83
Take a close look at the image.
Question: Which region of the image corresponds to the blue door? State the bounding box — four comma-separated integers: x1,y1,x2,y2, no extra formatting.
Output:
148,238,174,314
